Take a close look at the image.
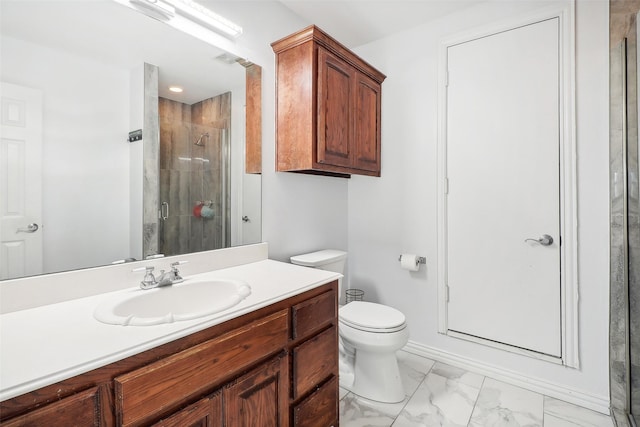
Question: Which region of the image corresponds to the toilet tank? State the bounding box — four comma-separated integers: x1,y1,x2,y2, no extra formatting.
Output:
290,249,347,274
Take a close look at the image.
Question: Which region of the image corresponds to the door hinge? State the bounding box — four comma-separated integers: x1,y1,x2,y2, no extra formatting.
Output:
445,70,449,87
444,177,449,195
445,285,450,302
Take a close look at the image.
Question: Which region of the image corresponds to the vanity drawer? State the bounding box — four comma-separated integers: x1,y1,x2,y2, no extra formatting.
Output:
292,287,336,339
2,386,105,427
292,326,337,399
292,376,338,427
115,309,289,427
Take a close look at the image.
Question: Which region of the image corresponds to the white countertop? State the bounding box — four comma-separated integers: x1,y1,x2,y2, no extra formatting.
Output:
0,259,340,402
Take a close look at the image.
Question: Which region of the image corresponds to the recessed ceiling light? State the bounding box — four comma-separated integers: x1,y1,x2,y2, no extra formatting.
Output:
169,86,184,93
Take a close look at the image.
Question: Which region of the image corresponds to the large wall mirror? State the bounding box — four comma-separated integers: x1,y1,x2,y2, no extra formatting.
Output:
0,0,262,280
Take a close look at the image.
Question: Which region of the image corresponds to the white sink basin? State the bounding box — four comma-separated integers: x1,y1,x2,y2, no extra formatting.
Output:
94,279,252,326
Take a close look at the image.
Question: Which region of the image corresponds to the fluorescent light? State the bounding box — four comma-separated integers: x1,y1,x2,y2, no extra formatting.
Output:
129,0,175,20
166,0,243,38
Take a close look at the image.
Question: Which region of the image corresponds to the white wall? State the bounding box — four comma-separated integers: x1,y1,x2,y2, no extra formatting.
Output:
349,0,610,409
209,1,350,262
1,37,131,273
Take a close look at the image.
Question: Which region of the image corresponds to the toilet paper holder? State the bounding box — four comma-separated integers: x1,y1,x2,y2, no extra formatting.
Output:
398,255,426,265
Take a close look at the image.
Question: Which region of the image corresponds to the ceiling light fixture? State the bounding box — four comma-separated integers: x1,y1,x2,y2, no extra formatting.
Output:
129,0,175,20
169,86,184,93
127,0,242,38
166,0,243,38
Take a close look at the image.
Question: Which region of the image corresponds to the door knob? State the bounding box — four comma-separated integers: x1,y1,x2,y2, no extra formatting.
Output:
242,216,250,223
17,223,39,233
525,234,553,246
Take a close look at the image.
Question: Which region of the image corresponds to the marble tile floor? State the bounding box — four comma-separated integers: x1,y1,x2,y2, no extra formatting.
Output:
339,350,614,427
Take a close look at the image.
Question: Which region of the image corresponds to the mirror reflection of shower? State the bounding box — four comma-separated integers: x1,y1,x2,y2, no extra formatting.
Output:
194,132,209,146
158,92,232,257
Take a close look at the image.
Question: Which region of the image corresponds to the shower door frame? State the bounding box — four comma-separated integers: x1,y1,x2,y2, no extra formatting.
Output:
609,3,640,425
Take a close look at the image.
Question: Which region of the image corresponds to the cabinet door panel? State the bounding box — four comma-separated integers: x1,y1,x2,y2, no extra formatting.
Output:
2,386,104,427
353,72,381,172
292,326,337,399
317,48,352,168
151,395,221,427
224,355,289,427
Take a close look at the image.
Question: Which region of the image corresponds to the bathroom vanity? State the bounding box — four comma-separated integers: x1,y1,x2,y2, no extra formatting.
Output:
0,250,340,427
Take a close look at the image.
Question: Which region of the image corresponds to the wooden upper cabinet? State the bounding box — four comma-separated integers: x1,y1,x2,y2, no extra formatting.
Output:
272,25,385,177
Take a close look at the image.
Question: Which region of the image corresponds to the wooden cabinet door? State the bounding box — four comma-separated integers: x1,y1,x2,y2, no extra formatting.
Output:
151,395,221,427
224,355,289,427
317,47,353,169
353,71,381,173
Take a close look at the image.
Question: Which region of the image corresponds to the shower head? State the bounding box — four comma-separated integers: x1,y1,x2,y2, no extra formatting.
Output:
195,132,209,146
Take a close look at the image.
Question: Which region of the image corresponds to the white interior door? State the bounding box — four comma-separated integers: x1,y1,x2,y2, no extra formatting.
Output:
445,18,561,357
0,82,43,279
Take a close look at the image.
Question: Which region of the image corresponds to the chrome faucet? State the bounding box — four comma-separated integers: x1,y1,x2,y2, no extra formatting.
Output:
157,261,187,286
134,261,188,290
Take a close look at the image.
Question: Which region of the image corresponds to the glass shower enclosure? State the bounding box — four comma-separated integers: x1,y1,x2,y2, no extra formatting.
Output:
610,3,640,425
157,93,231,257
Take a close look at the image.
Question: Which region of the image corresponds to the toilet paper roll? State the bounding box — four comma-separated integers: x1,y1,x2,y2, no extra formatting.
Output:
400,254,420,271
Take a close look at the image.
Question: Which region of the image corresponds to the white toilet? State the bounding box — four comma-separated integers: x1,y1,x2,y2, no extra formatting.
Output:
290,249,409,403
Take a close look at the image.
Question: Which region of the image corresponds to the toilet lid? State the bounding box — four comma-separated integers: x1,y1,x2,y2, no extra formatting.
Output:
290,249,347,267
339,301,406,331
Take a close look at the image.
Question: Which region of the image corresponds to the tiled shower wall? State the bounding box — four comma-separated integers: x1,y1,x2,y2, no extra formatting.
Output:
158,92,231,257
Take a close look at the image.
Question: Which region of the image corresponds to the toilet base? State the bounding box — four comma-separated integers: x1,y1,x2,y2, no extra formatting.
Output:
340,350,405,403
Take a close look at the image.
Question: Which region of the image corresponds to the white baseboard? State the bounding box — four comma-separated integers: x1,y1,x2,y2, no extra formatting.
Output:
403,340,610,415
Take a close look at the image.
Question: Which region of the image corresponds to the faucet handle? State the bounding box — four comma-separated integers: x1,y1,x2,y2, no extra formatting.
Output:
169,261,188,283
133,266,157,289
170,260,188,274
170,260,188,269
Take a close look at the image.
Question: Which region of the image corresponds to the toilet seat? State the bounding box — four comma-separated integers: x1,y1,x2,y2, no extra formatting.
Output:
339,301,406,333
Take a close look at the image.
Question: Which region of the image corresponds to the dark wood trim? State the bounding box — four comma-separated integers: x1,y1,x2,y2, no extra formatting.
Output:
271,25,386,83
